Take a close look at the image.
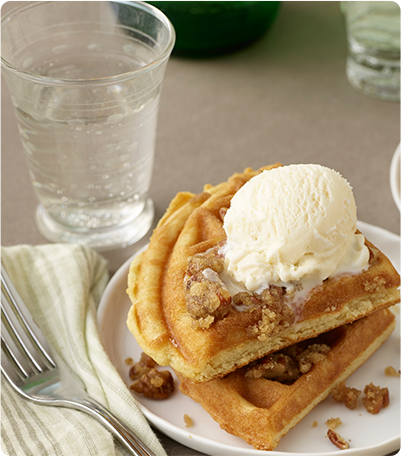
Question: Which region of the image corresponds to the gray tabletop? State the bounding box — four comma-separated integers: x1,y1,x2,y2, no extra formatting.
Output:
2,2,400,455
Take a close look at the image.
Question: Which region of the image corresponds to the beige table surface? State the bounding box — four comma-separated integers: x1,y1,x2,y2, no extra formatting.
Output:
2,2,400,455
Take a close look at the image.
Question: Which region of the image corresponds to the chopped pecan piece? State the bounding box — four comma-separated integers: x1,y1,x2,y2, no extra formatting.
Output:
247,306,280,340
185,269,231,327
233,286,285,309
129,352,158,380
246,290,294,341
130,368,175,400
246,353,299,382
331,381,361,410
186,246,225,275
258,286,285,304
362,383,389,414
327,429,349,450
233,292,263,308
184,244,295,334
184,245,296,335
296,344,331,374
245,341,331,383
184,246,232,328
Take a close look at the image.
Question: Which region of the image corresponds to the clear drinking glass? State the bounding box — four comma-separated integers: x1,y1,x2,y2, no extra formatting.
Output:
1,1,175,251
343,1,400,101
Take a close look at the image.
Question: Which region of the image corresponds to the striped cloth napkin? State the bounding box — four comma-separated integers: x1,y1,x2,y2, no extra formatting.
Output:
1,244,167,456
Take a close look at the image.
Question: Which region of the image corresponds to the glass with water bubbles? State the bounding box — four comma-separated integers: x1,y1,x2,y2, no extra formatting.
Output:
343,1,400,101
1,1,175,250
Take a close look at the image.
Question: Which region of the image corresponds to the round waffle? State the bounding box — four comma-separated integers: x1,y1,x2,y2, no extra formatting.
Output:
178,308,396,450
127,165,400,382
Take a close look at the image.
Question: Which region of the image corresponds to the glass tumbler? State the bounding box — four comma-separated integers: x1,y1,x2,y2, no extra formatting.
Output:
1,1,175,251
343,1,400,101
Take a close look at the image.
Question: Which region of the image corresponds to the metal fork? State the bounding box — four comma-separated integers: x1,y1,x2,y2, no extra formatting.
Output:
1,264,159,456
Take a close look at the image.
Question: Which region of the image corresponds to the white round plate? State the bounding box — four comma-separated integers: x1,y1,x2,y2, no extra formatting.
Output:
97,221,400,456
390,143,400,211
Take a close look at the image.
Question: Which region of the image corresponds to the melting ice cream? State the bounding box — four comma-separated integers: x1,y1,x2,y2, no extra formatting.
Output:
223,164,370,292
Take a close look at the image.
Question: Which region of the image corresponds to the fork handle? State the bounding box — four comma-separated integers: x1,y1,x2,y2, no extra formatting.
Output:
64,397,159,456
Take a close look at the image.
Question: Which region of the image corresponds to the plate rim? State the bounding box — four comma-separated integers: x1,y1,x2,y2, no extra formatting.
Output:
390,142,400,211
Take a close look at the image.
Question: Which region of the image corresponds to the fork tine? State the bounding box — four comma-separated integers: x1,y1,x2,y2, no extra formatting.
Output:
1,341,25,390
0,289,46,378
1,316,36,379
1,264,57,369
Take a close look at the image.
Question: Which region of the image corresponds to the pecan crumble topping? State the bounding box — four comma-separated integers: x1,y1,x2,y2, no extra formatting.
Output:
128,352,158,380
331,380,392,414
130,369,175,400
245,342,331,383
331,381,361,410
295,343,331,373
362,383,389,414
246,353,299,382
325,417,342,430
184,245,231,328
184,244,295,335
128,352,175,400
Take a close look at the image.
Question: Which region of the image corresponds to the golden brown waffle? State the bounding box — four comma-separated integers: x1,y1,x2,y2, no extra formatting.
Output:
126,165,400,382
178,308,396,451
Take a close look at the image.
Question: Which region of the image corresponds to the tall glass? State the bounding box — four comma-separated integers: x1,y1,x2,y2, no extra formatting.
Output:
1,1,175,251
344,1,400,101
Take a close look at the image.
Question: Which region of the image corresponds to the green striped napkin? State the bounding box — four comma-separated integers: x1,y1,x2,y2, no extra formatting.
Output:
1,244,167,456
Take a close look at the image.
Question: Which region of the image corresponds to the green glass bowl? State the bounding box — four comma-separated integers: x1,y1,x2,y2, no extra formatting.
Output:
147,1,281,56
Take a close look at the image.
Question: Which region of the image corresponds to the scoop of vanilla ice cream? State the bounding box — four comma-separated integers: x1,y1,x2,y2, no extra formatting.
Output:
223,164,370,291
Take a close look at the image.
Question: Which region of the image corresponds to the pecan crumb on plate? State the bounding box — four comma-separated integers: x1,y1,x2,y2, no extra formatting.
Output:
325,417,342,430
362,383,389,414
184,414,193,428
384,366,400,377
331,381,361,409
130,368,175,400
128,352,175,400
327,429,349,450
